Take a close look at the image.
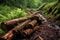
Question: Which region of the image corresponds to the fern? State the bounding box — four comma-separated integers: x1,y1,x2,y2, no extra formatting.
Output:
0,5,27,22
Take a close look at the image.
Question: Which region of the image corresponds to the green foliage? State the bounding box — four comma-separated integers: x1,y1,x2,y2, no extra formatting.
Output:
7,8,27,20
41,0,57,3
0,29,5,35
0,5,27,22
27,0,42,8
0,0,57,9
39,1,60,27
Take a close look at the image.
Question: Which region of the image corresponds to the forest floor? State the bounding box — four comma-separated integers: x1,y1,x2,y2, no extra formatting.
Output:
0,10,60,40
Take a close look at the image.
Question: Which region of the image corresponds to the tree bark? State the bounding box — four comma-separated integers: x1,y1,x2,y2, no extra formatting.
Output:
0,20,31,40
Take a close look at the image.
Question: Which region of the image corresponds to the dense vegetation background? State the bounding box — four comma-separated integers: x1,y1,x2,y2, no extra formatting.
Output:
0,0,60,35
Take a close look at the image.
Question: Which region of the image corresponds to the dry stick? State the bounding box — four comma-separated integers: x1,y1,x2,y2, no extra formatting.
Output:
1,20,31,40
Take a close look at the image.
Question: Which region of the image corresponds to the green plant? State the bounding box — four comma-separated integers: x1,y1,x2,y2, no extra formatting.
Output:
0,5,27,22
0,29,5,35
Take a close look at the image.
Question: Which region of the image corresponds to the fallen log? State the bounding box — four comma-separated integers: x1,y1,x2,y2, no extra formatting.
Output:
24,20,37,29
1,13,39,31
0,20,31,40
0,10,60,40
21,26,40,37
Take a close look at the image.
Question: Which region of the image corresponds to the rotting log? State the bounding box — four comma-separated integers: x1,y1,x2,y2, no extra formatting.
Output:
21,26,40,37
24,20,37,29
0,20,31,40
1,13,40,31
0,10,60,40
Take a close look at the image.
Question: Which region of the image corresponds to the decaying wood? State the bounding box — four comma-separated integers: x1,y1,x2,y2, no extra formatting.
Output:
1,13,39,31
24,20,37,29
0,10,60,40
0,20,31,40
21,26,40,37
